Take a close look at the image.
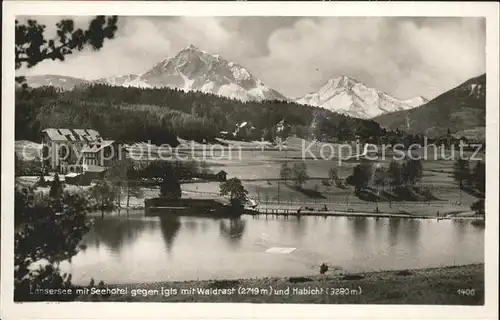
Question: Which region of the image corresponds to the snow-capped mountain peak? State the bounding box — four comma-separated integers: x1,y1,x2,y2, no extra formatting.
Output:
95,74,140,86
22,45,287,102
113,45,286,101
402,96,429,108
295,75,427,119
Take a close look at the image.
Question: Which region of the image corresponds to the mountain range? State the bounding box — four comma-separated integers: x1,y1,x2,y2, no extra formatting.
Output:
374,74,486,138
22,45,484,129
295,76,428,119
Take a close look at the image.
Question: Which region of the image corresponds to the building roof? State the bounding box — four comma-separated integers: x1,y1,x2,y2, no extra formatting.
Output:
81,140,115,153
65,173,82,178
42,128,101,142
85,165,107,173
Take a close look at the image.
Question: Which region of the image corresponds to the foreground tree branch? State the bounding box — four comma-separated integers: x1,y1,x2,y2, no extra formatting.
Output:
15,16,118,83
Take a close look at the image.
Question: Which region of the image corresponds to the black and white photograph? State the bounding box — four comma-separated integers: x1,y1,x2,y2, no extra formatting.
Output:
2,1,499,320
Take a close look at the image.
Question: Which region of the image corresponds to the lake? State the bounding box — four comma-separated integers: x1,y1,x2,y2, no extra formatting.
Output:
61,211,485,285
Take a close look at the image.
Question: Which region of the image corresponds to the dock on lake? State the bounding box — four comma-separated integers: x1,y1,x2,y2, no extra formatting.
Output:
245,205,481,220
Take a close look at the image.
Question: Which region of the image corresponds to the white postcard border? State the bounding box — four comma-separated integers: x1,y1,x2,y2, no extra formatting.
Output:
2,1,498,319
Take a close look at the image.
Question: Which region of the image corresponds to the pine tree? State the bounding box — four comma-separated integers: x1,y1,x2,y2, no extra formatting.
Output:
279,163,292,184
388,160,403,191
49,173,63,198
472,160,485,194
37,171,46,187
292,162,309,188
219,178,248,208
160,171,181,200
453,159,471,189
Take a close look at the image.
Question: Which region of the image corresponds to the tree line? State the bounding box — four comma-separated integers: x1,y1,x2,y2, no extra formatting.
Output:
15,83,390,145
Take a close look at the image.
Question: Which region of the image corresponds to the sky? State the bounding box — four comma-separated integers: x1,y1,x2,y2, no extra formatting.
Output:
18,16,486,100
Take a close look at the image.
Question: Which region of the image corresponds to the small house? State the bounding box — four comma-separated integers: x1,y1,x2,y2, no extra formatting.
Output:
216,170,228,181
233,121,257,140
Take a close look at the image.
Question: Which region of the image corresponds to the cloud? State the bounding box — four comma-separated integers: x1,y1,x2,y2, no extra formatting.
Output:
254,17,485,99
20,16,175,79
19,16,485,99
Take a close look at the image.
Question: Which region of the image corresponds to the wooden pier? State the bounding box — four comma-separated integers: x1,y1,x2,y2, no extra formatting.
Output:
245,206,484,220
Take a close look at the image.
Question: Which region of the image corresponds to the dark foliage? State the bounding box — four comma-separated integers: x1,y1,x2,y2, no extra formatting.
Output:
346,163,373,192
220,178,248,208
14,187,92,301
14,16,117,302
15,83,388,145
159,166,182,200
49,173,63,198
471,199,485,215
471,161,485,194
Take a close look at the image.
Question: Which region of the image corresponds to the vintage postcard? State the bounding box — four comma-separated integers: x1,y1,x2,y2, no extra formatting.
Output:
2,1,499,320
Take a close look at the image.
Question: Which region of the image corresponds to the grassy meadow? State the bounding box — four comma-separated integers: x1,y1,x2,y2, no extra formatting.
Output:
77,264,484,304
15,137,484,217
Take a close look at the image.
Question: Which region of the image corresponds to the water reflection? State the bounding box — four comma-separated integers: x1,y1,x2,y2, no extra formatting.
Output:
403,219,421,249
84,217,156,253
219,218,246,247
452,219,469,244
67,214,485,285
471,220,486,229
292,217,307,239
278,216,307,239
349,217,369,242
159,217,181,253
388,218,402,246
373,217,385,242
184,219,199,232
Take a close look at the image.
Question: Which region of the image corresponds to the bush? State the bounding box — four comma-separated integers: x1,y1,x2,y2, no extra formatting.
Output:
321,179,331,187
335,179,346,189
17,160,45,176
471,199,485,215
319,263,328,275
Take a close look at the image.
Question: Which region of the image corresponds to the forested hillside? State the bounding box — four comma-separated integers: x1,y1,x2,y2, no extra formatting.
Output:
15,84,387,145
374,74,485,139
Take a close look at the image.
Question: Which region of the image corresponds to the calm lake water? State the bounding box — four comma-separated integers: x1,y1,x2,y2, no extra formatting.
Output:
61,211,485,285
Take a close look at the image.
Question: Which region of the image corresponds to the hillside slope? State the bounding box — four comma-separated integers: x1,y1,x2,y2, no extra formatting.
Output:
24,75,90,91
373,74,486,138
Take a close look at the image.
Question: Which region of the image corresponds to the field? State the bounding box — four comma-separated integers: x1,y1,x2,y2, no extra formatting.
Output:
181,138,483,217
15,137,484,217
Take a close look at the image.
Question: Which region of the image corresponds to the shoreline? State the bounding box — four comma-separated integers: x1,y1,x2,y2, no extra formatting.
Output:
244,208,484,220
76,264,484,304
107,205,485,221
